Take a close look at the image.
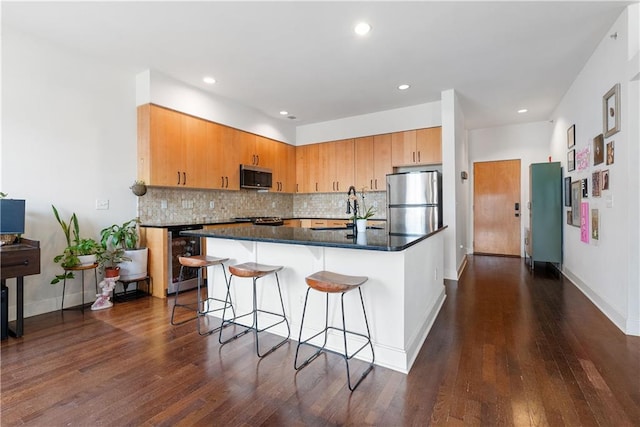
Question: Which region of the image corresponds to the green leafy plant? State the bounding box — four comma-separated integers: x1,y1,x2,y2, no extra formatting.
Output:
98,247,131,269
351,187,376,220
51,205,103,284
100,218,141,250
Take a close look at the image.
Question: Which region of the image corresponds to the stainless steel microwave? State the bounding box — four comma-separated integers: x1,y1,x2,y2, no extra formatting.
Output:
240,165,272,189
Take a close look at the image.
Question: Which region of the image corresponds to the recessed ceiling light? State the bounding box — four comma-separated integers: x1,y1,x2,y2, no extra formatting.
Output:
203,76,216,84
398,84,410,90
279,111,288,115
518,108,528,113
354,22,371,35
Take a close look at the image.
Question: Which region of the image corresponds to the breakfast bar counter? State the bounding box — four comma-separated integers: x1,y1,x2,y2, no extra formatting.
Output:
181,225,447,374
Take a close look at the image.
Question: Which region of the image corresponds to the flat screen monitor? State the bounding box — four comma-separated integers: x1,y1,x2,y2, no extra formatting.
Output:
0,199,26,234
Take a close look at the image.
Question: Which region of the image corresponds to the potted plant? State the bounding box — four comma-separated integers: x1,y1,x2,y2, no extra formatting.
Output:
349,187,376,232
100,218,148,281
98,247,131,278
51,205,103,284
130,180,147,197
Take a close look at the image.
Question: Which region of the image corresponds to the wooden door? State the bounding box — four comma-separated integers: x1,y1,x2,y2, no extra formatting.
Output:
354,136,374,191
182,114,207,188
473,159,521,256
148,105,184,187
372,133,392,191
416,127,442,165
391,130,417,166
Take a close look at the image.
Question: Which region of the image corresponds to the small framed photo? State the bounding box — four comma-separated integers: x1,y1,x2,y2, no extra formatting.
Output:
606,141,615,165
593,134,604,165
567,209,573,225
602,169,610,190
603,83,620,138
571,181,581,226
564,176,572,207
567,149,575,172
592,171,601,197
581,178,588,198
567,124,575,148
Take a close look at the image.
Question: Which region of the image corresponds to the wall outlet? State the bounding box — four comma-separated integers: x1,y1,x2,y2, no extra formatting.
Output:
209,201,215,209
95,199,109,210
161,200,167,209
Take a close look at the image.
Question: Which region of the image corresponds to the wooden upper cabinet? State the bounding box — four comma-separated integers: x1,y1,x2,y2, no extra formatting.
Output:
138,104,187,187
330,139,354,193
355,135,392,191
240,133,277,169
182,113,208,188
391,126,442,166
206,121,238,190
416,127,442,165
296,144,319,193
273,141,296,193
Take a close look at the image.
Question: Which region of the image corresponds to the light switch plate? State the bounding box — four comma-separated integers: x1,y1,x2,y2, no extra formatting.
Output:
95,199,109,210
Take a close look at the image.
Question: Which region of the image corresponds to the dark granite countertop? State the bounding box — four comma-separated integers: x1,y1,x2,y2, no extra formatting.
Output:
180,225,446,252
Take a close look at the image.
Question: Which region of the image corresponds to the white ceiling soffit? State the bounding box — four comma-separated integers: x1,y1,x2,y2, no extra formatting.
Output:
2,1,632,130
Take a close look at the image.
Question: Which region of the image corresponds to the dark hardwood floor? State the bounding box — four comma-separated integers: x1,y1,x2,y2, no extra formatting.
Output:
2,256,639,426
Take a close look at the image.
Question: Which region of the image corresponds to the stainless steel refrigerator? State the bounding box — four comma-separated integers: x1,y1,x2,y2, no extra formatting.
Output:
387,171,442,234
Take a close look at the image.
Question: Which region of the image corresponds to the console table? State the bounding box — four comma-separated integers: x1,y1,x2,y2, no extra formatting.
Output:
0,238,40,338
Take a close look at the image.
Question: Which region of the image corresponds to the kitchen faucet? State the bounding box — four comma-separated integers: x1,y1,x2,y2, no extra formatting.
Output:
346,186,359,222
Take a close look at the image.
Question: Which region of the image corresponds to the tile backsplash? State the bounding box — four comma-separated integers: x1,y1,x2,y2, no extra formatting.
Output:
138,187,386,225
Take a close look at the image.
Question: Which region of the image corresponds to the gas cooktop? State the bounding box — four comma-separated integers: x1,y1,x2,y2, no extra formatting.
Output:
234,217,284,226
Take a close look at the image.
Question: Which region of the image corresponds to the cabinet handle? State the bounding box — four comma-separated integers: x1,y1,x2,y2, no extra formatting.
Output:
375,179,378,189
412,152,416,163
296,183,299,193
221,176,225,187
225,176,229,188
417,151,421,162
315,182,318,192
336,182,339,191
183,172,187,186
177,171,181,185
370,179,373,189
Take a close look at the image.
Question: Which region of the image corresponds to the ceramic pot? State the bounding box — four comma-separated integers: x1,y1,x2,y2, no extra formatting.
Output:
356,219,367,233
77,254,97,266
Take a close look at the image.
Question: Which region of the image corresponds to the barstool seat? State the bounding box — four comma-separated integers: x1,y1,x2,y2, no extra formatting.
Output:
219,262,290,358
170,255,233,336
294,270,375,392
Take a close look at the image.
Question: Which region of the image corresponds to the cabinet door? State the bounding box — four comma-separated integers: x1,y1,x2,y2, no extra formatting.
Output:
372,134,392,191
255,135,277,169
354,136,374,191
315,142,333,192
147,105,185,187
206,122,237,190
238,131,257,166
329,139,354,193
274,142,296,193
296,144,319,193
416,127,442,165
391,130,417,167
182,114,208,188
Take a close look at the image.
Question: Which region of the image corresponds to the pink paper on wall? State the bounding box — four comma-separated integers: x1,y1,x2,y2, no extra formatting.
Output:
581,202,589,243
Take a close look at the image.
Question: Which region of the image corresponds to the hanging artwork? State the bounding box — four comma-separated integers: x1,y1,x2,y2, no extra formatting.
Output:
564,176,572,207
567,124,575,148
592,171,601,197
571,181,581,227
567,210,573,225
581,178,588,198
606,141,615,165
591,209,599,240
581,202,589,243
576,146,590,171
603,83,620,138
593,134,604,165
567,149,576,172
602,169,610,190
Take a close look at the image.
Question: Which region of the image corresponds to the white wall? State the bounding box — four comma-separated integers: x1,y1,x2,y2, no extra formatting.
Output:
467,121,553,256
1,27,139,316
137,70,296,144
296,101,441,144
549,6,639,335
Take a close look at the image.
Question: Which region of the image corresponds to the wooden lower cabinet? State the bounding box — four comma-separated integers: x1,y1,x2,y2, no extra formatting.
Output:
140,227,168,299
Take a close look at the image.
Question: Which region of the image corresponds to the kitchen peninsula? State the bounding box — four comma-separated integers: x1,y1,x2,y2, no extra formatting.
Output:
181,225,447,373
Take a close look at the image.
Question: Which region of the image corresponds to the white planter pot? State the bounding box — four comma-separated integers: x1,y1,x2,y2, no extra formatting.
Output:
356,219,368,233
77,254,97,266
118,248,148,281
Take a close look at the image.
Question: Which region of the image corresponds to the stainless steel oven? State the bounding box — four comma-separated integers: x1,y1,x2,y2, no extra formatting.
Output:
167,225,202,295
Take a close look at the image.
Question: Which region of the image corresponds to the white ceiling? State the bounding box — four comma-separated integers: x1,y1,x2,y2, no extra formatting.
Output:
2,1,632,130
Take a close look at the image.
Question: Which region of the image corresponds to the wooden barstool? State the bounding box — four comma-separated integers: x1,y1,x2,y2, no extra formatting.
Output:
219,262,290,357
170,255,233,336
294,270,375,391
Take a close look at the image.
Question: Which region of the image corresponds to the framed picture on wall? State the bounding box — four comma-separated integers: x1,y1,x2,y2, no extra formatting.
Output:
603,83,620,138
571,180,581,226
593,134,604,165
564,176,572,207
567,124,575,148
606,141,615,165
567,149,575,172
